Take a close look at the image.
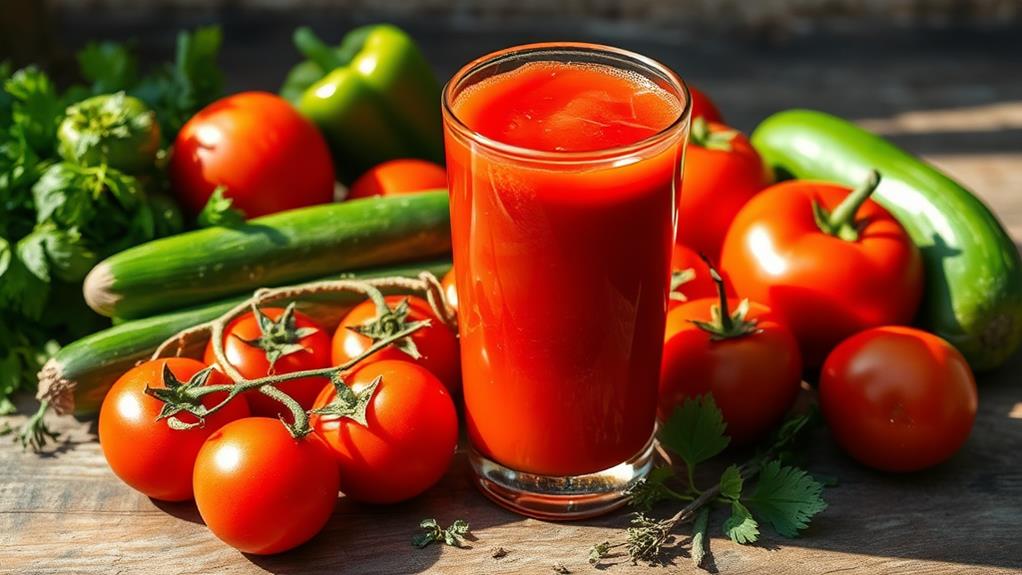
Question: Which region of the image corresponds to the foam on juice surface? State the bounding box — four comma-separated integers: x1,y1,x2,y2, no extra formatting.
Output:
452,61,682,153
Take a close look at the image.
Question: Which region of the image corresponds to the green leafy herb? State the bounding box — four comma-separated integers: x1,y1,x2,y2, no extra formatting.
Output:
412,518,471,549
197,186,246,227
722,500,760,544
719,464,743,501
745,460,828,538
659,394,730,490
77,42,139,94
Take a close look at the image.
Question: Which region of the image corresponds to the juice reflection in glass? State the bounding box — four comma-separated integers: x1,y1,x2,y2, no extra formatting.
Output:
442,44,690,519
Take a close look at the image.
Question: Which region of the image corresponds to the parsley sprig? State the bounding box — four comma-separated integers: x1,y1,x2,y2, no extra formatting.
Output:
412,518,471,549
590,396,828,569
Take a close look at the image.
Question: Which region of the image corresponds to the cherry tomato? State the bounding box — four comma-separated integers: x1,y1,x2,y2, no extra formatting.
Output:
688,85,723,124
310,360,458,504
721,176,923,367
332,295,460,393
669,243,734,309
660,296,802,445
678,121,768,258
170,91,334,218
347,159,448,200
193,417,339,554
99,358,249,501
820,326,977,472
204,307,332,417
440,269,458,313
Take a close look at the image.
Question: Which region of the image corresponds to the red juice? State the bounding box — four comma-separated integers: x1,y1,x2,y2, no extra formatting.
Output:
444,57,687,477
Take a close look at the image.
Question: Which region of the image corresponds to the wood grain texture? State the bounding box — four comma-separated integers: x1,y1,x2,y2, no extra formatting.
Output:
4,23,1022,575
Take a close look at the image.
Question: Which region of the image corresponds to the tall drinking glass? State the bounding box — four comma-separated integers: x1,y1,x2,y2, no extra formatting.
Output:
442,43,690,519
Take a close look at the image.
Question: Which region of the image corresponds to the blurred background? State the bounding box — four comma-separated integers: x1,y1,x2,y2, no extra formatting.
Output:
3,0,1022,208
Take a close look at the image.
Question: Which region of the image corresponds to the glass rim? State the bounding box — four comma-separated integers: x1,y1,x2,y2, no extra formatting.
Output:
441,42,691,163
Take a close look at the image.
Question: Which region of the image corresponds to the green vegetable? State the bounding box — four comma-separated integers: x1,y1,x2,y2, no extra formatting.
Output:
39,259,451,418
751,110,1022,371
85,191,452,319
57,92,160,172
283,25,443,183
0,27,222,412
412,518,471,549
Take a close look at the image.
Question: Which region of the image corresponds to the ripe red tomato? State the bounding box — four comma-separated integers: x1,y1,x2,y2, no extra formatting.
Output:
310,360,458,504
669,243,734,309
820,326,977,472
99,358,249,501
721,177,923,367
440,269,458,313
688,85,723,124
678,121,768,258
193,417,340,554
204,306,332,417
347,159,448,200
332,295,460,393
170,91,334,218
660,297,802,445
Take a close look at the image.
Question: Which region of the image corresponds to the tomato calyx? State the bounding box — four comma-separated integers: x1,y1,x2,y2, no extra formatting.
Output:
349,286,432,359
234,302,319,374
689,259,762,341
812,169,881,242
144,364,218,429
310,373,381,427
689,117,738,152
670,268,697,303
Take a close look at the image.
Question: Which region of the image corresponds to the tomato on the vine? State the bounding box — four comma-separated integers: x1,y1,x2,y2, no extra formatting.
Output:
170,91,335,218
347,159,448,200
820,326,977,472
721,171,923,367
677,119,768,258
204,305,332,417
193,417,340,554
659,267,802,445
332,295,460,393
310,360,458,504
669,243,734,309
99,358,249,501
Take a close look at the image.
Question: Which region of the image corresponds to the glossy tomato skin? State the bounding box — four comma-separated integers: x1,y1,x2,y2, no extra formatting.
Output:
678,123,768,258
659,299,802,445
193,417,339,554
347,159,448,199
332,296,460,393
819,326,977,472
99,358,249,501
310,360,458,504
669,243,735,309
440,269,458,312
170,91,334,218
721,180,923,367
204,307,332,417
688,85,723,124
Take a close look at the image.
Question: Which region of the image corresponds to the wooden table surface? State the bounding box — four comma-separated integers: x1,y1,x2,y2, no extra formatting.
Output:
3,19,1022,575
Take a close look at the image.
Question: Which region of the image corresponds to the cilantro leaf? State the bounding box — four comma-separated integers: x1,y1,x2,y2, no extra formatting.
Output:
77,41,139,94
719,464,743,501
197,186,245,227
659,395,730,469
4,67,63,154
745,460,827,538
723,500,760,544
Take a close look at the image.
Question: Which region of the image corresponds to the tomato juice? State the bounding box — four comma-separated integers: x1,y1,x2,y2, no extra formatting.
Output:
443,45,689,506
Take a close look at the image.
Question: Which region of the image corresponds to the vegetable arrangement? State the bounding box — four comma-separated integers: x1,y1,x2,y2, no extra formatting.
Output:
2,20,1018,573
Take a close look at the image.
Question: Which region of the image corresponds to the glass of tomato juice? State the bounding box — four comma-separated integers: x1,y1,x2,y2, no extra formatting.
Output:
442,43,691,519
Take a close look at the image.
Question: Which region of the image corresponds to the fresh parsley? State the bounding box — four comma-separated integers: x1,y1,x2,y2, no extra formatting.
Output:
412,518,471,549
589,396,828,570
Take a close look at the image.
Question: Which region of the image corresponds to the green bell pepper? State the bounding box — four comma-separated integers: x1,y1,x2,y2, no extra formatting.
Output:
282,25,443,184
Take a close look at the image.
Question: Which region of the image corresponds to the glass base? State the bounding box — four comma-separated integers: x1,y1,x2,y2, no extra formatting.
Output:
468,434,656,520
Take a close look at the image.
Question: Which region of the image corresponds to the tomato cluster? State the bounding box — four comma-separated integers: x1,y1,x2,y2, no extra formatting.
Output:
99,295,459,554
654,90,977,472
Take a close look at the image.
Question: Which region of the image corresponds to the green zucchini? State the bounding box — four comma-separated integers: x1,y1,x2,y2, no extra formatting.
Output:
41,260,451,416
84,191,451,319
751,110,1022,371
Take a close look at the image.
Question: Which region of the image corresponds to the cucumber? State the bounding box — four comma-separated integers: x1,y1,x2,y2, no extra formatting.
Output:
84,191,451,319
41,260,451,416
751,110,1022,371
